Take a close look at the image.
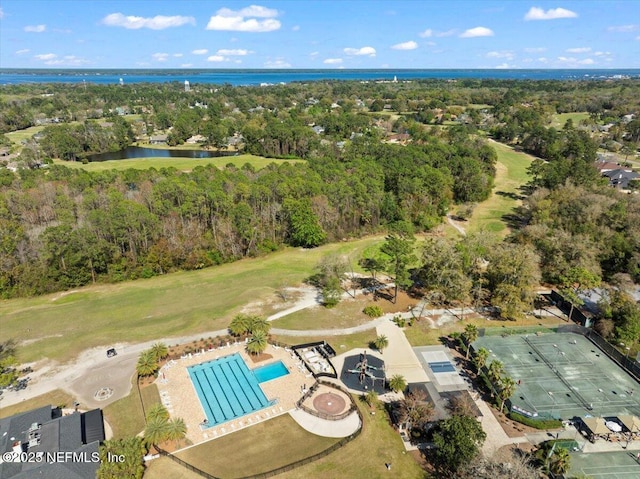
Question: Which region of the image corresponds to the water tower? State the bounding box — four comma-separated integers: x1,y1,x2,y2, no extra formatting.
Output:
184,80,190,92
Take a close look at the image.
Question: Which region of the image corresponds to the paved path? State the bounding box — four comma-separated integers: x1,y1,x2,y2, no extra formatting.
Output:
376,321,430,383
446,214,467,236
289,408,361,438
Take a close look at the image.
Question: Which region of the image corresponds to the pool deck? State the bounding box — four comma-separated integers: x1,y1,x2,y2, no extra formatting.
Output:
156,342,309,444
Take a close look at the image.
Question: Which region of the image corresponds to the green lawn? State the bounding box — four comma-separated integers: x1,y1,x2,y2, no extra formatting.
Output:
1,237,382,364
550,112,590,128
5,125,45,147
103,378,160,439
271,297,373,330
0,389,74,419
52,155,304,172
272,331,377,352
144,456,202,479
276,399,424,479
174,414,339,478
466,140,533,236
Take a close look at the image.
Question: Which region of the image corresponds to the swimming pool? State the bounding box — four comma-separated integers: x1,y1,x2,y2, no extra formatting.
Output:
254,361,289,383
188,354,286,427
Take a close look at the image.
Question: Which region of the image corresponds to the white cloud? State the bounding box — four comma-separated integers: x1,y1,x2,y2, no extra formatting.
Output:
35,53,56,60
0,7,4,19
538,57,549,63
206,5,280,32
16,49,30,55
323,58,343,64
487,50,514,59
419,29,433,38
426,41,436,46
173,53,183,57
594,51,611,56
264,58,292,68
524,7,577,21
556,56,594,65
460,26,494,38
292,25,300,31
192,49,208,55
637,36,640,41
344,46,376,56
309,51,319,57
566,47,591,53
207,55,227,62
102,13,195,30
217,5,278,18
216,49,253,56
391,41,418,50
524,47,546,53
24,24,46,33
181,63,193,68
495,63,510,69
152,52,169,62
607,24,638,32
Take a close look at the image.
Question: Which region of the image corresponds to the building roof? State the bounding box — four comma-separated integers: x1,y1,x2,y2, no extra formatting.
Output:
0,406,104,479
602,169,640,189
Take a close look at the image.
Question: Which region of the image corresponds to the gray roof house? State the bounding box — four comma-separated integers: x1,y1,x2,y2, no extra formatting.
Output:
0,405,105,479
602,169,640,189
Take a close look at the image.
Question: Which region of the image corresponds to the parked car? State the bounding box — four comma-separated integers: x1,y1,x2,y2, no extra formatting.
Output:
106,348,117,358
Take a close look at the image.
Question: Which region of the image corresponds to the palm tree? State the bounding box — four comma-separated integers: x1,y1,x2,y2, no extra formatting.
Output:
144,416,169,447
146,403,169,423
166,417,187,446
246,330,268,355
249,316,271,335
136,349,159,378
473,347,489,373
374,334,389,353
364,390,379,408
498,376,516,412
549,447,571,475
487,359,504,384
150,342,168,362
229,314,251,336
388,374,407,393
463,323,478,359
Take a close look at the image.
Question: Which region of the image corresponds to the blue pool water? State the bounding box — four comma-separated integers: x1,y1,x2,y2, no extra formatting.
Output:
188,354,276,427
254,361,289,383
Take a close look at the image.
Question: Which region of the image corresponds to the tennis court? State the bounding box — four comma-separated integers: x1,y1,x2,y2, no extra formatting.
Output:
473,332,640,420
567,451,640,478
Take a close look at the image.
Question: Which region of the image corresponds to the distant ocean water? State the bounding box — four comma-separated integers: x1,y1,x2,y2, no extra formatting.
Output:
1,69,639,86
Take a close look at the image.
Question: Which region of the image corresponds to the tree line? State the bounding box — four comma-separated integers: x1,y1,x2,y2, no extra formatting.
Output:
0,130,495,298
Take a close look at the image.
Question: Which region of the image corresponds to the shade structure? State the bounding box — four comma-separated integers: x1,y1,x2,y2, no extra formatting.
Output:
617,414,640,433
582,417,610,436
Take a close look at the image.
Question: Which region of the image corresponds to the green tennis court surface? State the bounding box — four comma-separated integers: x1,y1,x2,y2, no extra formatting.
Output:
473,332,640,420
568,451,640,478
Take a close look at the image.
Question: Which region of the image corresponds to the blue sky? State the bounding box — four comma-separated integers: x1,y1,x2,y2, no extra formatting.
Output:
1,1,638,69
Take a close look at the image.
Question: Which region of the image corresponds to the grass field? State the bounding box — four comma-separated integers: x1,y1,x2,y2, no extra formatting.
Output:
144,456,202,479
52,155,304,172
103,378,160,439
5,125,45,147
1,237,382,364
174,414,339,478
551,112,590,129
0,389,74,419
272,331,377,353
466,140,533,236
276,399,424,479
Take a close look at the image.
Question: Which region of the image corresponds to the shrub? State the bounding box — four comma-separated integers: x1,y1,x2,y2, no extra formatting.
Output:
508,412,562,430
363,305,384,317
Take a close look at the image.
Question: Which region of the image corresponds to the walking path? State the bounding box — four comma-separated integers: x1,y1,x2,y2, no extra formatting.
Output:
375,321,429,383
289,408,361,438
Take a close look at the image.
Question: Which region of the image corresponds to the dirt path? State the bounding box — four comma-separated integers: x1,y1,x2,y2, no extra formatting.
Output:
446,214,467,236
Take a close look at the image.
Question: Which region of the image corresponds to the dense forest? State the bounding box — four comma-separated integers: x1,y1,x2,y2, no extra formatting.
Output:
0,129,495,297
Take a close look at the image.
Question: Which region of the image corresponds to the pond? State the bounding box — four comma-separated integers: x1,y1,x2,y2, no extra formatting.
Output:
87,146,237,162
